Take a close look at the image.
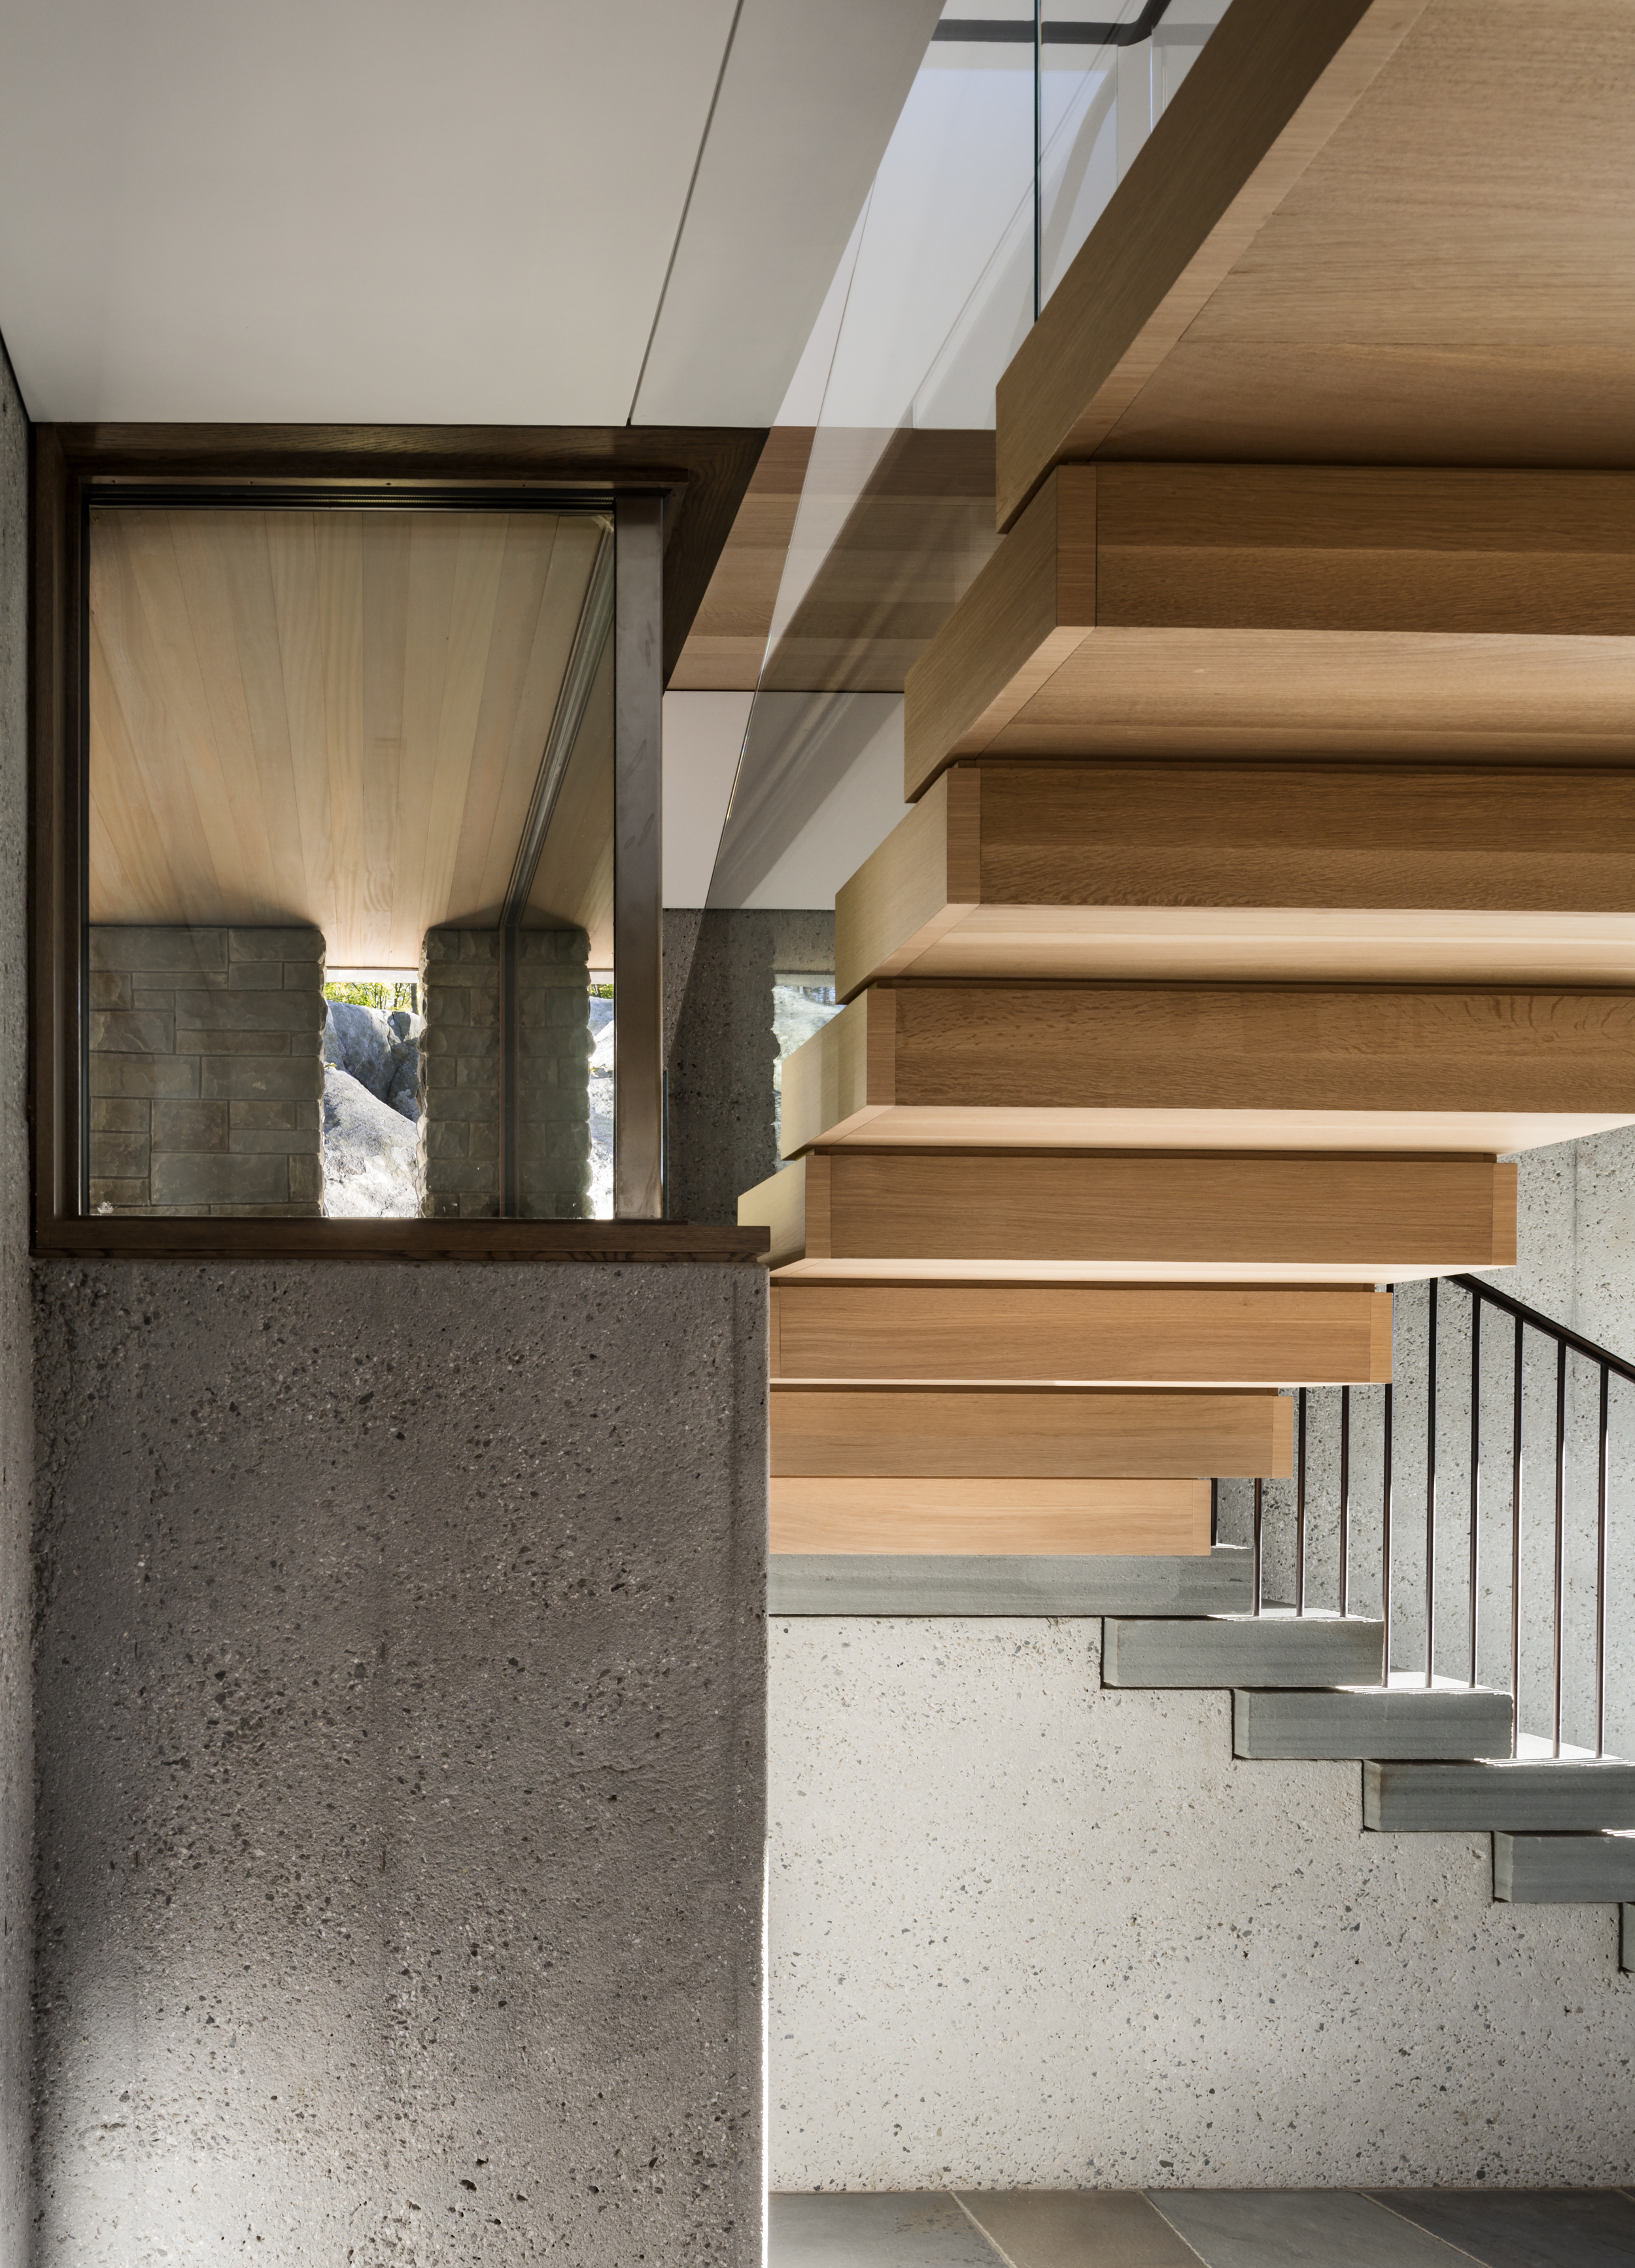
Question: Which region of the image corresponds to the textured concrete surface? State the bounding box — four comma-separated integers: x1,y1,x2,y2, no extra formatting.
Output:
1233,1686,1513,1761
0,332,31,2267
769,1616,1635,2189
1102,1613,1384,1688
33,1261,766,2263
1364,1759,1635,1832
667,909,833,1224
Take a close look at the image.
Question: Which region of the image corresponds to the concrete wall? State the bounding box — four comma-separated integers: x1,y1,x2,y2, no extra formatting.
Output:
32,1260,766,2264
88,924,326,1215
666,909,834,1225
769,1613,1635,2192
0,336,31,2267
419,928,593,1219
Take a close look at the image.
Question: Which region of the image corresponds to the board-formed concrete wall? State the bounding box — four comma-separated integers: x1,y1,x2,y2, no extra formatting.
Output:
33,1260,766,2264
769,1613,1635,2192
0,334,32,2268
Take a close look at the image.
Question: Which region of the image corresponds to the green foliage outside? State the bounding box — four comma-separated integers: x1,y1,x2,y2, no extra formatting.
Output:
324,979,419,1014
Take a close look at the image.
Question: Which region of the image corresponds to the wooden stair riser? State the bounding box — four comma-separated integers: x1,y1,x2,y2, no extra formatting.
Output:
772,1385,1292,1480
780,981,1635,1157
744,1149,1515,1280
906,468,1635,799
770,1476,1209,1558
838,763,1635,998
770,1283,1390,1386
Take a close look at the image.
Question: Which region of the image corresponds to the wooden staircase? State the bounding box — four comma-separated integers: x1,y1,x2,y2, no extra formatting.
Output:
740,0,1635,1571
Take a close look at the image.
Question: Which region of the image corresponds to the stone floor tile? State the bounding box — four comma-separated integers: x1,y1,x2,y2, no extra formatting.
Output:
957,2188,1202,2265
1148,2189,1474,2267
1369,2188,1635,2266
770,2192,1005,2266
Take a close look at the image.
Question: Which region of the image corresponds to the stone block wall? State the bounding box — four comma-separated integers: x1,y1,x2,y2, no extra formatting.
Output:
420,927,592,1219
88,926,326,1216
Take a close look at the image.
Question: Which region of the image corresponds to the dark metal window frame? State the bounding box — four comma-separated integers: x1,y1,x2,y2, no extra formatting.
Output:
29,423,769,1264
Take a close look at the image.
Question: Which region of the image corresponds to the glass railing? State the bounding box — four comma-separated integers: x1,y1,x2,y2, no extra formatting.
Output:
707,0,1228,911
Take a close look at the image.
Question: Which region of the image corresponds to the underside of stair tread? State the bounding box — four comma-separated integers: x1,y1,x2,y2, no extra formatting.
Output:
1233,1684,1513,1760
1624,1906,1634,1972
1103,1613,1385,1690
1493,1830,1635,1904
1366,1758,1635,1832
768,1547,1251,1619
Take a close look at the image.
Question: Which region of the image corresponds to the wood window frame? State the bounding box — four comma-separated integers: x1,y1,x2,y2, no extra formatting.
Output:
30,421,770,1265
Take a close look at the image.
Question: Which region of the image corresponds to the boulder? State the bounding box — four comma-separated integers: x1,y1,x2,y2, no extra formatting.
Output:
322,1064,419,1217
324,1002,396,1100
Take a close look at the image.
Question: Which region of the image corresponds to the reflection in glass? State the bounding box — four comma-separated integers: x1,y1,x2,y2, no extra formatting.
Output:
85,503,617,1222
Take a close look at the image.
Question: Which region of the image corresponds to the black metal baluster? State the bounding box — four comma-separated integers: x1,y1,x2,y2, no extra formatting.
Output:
1468,1294,1481,1689
1381,1381,1394,1684
1511,1314,1523,1759
1253,1478,1264,1616
1338,1385,1351,1620
1596,1363,1610,1760
1296,1387,1308,1617
1211,1477,1218,1550
1426,1280,1438,1688
1553,1338,1567,1759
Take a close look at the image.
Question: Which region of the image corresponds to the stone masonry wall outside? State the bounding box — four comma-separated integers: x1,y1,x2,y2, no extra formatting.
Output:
88,926,326,1216
420,928,591,1219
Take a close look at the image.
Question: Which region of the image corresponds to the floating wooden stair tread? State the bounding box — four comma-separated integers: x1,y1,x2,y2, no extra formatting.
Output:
1103,1612,1386,1689
744,1150,1515,1285
780,980,1635,1159
841,763,1635,996
1366,1759,1635,1832
1494,1830,1635,1904
906,468,1635,798
770,1283,1390,1386
772,1384,1292,1480
770,1546,1252,1618
996,0,1635,520
1233,1684,1513,1760
770,1476,1209,1558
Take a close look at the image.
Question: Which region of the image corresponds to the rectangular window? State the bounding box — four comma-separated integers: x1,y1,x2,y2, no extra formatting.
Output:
81,498,642,1224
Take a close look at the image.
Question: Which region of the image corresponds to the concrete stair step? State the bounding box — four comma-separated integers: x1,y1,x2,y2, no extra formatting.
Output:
1494,1830,1635,1903
1624,1905,1634,1972
769,1546,1250,1618
1234,1683,1513,1760
1366,1758,1635,1832
1103,1611,1384,1690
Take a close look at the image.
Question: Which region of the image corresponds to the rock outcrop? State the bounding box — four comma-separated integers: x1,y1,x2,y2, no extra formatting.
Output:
322,1066,419,1217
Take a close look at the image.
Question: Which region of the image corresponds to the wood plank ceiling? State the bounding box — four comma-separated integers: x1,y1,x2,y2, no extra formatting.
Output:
89,507,610,968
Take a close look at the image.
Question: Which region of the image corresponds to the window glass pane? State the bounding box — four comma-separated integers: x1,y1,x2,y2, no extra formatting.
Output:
85,502,621,1222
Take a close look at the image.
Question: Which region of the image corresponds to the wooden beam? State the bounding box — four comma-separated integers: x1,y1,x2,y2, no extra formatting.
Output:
668,426,814,691
993,0,1430,526
839,761,1635,998
770,1476,1211,1556
779,982,1635,1159
906,468,1635,799
770,1283,1392,1386
742,1150,1515,1283
771,1384,1294,1478
775,979,1632,1161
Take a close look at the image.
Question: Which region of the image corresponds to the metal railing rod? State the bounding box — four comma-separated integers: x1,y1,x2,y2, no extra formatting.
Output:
1452,1274,1635,1391
1338,1385,1351,1620
1426,1280,1438,1688
1553,1339,1567,1758
1253,1478,1264,1616
1510,1312,1523,1760
1468,1295,1481,1689
1596,1363,1609,1760
1296,1387,1308,1617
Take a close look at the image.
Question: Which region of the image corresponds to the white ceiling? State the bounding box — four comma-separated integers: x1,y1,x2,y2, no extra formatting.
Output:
0,0,942,426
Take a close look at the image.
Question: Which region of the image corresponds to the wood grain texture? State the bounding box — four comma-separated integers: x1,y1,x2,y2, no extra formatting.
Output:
994,0,1428,524
906,469,1635,798
770,1283,1392,1385
90,507,610,965
668,426,814,689
770,1476,1211,1556
752,1149,1515,1281
771,1384,1294,1478
1093,0,1635,470
779,980,1635,1157
839,761,1635,993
